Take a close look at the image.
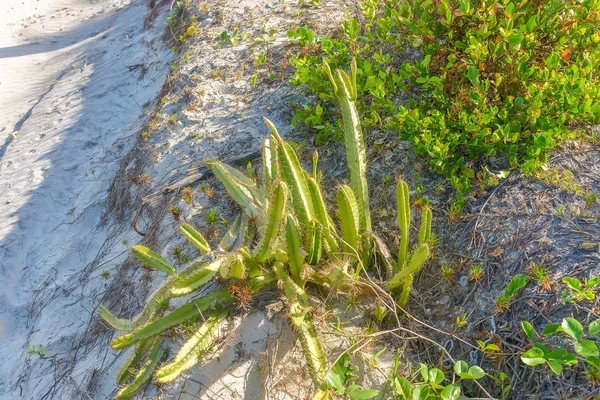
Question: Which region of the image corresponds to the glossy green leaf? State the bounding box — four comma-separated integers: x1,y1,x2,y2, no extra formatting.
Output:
562,318,584,341
521,348,546,366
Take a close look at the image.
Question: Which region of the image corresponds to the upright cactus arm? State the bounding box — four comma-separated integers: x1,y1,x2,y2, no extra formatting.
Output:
396,180,411,269
306,220,323,266
253,180,288,262
307,177,339,255
116,337,165,399
132,245,176,275
418,206,432,246
336,185,360,258
111,290,231,350
262,137,279,198
385,244,429,292
180,223,211,254
398,274,414,308
264,119,315,229
285,214,305,284
324,59,371,235
206,160,261,218
155,307,229,383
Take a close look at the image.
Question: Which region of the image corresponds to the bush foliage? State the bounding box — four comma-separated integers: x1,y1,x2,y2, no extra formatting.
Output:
289,0,600,206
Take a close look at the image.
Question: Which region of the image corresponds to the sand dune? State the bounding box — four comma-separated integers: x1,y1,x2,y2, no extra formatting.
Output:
0,1,171,398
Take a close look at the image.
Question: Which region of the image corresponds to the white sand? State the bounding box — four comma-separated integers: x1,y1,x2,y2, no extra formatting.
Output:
0,0,171,398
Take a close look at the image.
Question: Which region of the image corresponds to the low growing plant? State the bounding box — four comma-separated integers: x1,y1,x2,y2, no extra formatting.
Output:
289,0,600,207
521,317,600,379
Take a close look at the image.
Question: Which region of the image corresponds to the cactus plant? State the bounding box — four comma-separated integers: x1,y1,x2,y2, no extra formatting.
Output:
99,62,434,399
180,223,211,254
155,306,229,383
323,59,371,235
132,245,176,275
385,180,432,306
116,337,165,399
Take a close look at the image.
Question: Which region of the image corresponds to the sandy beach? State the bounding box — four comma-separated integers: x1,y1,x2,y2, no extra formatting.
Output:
0,1,171,397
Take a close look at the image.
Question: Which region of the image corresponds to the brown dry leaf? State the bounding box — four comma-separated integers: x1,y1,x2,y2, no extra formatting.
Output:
488,247,504,258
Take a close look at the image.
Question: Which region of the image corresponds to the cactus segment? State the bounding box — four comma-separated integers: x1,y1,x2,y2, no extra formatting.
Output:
396,180,410,269
306,220,323,265
206,160,261,218
285,214,305,284
253,180,287,262
116,339,152,385
385,244,429,292
398,274,415,308
336,185,360,257
265,119,315,228
418,206,432,246
180,223,211,254
111,290,231,350
272,261,310,305
155,307,229,383
170,257,223,297
262,137,279,196
132,245,176,275
307,177,339,255
218,215,242,252
293,303,328,381
98,304,133,331
326,62,371,235
116,337,165,398
219,253,246,280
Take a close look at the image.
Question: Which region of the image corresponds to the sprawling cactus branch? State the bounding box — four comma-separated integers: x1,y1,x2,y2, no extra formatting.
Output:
99,59,433,399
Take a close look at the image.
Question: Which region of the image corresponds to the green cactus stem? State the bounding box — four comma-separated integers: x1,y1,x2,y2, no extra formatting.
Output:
111,290,231,350
132,245,176,275
155,307,229,383
116,337,165,399
180,223,211,254
253,180,287,262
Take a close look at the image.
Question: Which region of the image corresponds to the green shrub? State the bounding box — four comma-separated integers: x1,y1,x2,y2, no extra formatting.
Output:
289,0,600,206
